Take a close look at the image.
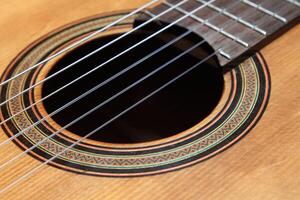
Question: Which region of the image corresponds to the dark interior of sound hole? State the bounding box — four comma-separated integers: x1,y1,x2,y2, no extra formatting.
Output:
42,29,224,144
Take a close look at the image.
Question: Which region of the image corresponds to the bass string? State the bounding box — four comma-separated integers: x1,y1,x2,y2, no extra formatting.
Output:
0,29,196,171
0,0,162,87
0,0,294,118
0,0,190,109
2,0,270,163
0,0,291,176
0,0,290,137
0,0,229,190
0,43,218,196
0,0,273,151
0,0,217,148
0,0,279,193
2,0,292,126
1,0,250,171
0,0,293,194
0,0,280,178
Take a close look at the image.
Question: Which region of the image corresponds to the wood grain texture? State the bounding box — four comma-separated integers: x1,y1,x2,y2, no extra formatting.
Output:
0,0,299,199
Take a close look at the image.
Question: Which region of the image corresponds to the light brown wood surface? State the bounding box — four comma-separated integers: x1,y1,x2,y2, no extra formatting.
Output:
0,0,299,199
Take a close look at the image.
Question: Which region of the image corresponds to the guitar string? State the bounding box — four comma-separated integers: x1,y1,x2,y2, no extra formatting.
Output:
0,0,191,109
0,2,294,195
0,0,188,145
0,0,239,191
0,0,247,171
0,0,282,193
0,29,197,171
0,0,292,193
0,0,162,87
2,0,294,87
1,0,293,116
0,43,218,195
0,0,218,148
1,0,286,169
286,0,300,7
0,0,290,129
0,0,274,149
0,0,287,179
167,0,292,51
0,0,295,88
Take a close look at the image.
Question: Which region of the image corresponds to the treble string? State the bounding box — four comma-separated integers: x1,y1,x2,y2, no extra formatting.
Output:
0,0,262,160
0,0,268,149
0,29,196,171
0,41,218,196
0,0,260,181
0,0,293,194
0,0,161,87
0,0,224,193
0,0,215,148
0,0,189,109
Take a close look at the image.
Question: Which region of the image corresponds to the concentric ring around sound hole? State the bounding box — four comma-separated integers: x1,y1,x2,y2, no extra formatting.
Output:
41,30,224,144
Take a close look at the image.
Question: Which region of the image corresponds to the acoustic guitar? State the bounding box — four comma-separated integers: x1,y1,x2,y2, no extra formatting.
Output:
0,0,299,199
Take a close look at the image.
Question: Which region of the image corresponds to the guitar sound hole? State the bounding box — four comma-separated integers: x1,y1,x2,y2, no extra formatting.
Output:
42,30,224,144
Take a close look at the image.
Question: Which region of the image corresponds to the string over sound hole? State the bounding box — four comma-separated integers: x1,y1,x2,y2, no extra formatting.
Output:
42,31,224,144
0,11,271,176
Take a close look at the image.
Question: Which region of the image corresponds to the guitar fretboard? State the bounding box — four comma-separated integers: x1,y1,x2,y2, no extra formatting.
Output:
137,0,300,66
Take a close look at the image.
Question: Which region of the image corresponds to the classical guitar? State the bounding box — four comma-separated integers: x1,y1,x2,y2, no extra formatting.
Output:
0,0,299,199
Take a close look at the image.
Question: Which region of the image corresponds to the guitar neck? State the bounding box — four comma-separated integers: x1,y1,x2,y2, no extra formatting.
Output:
136,0,300,66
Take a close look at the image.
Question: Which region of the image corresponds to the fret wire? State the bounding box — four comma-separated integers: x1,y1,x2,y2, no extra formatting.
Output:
143,10,157,18
0,0,192,112
0,0,237,191
219,0,295,61
0,0,298,194
163,1,249,47
0,0,193,148
0,0,218,168
218,49,231,59
241,0,287,23
196,0,266,35
285,0,300,7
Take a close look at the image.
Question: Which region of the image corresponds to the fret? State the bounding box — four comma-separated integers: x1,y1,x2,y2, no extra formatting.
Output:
241,0,287,23
246,0,299,34
196,0,266,35
286,0,300,7
163,1,249,47
218,49,232,59
162,0,251,61
144,10,157,18
135,0,300,66
270,0,300,21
